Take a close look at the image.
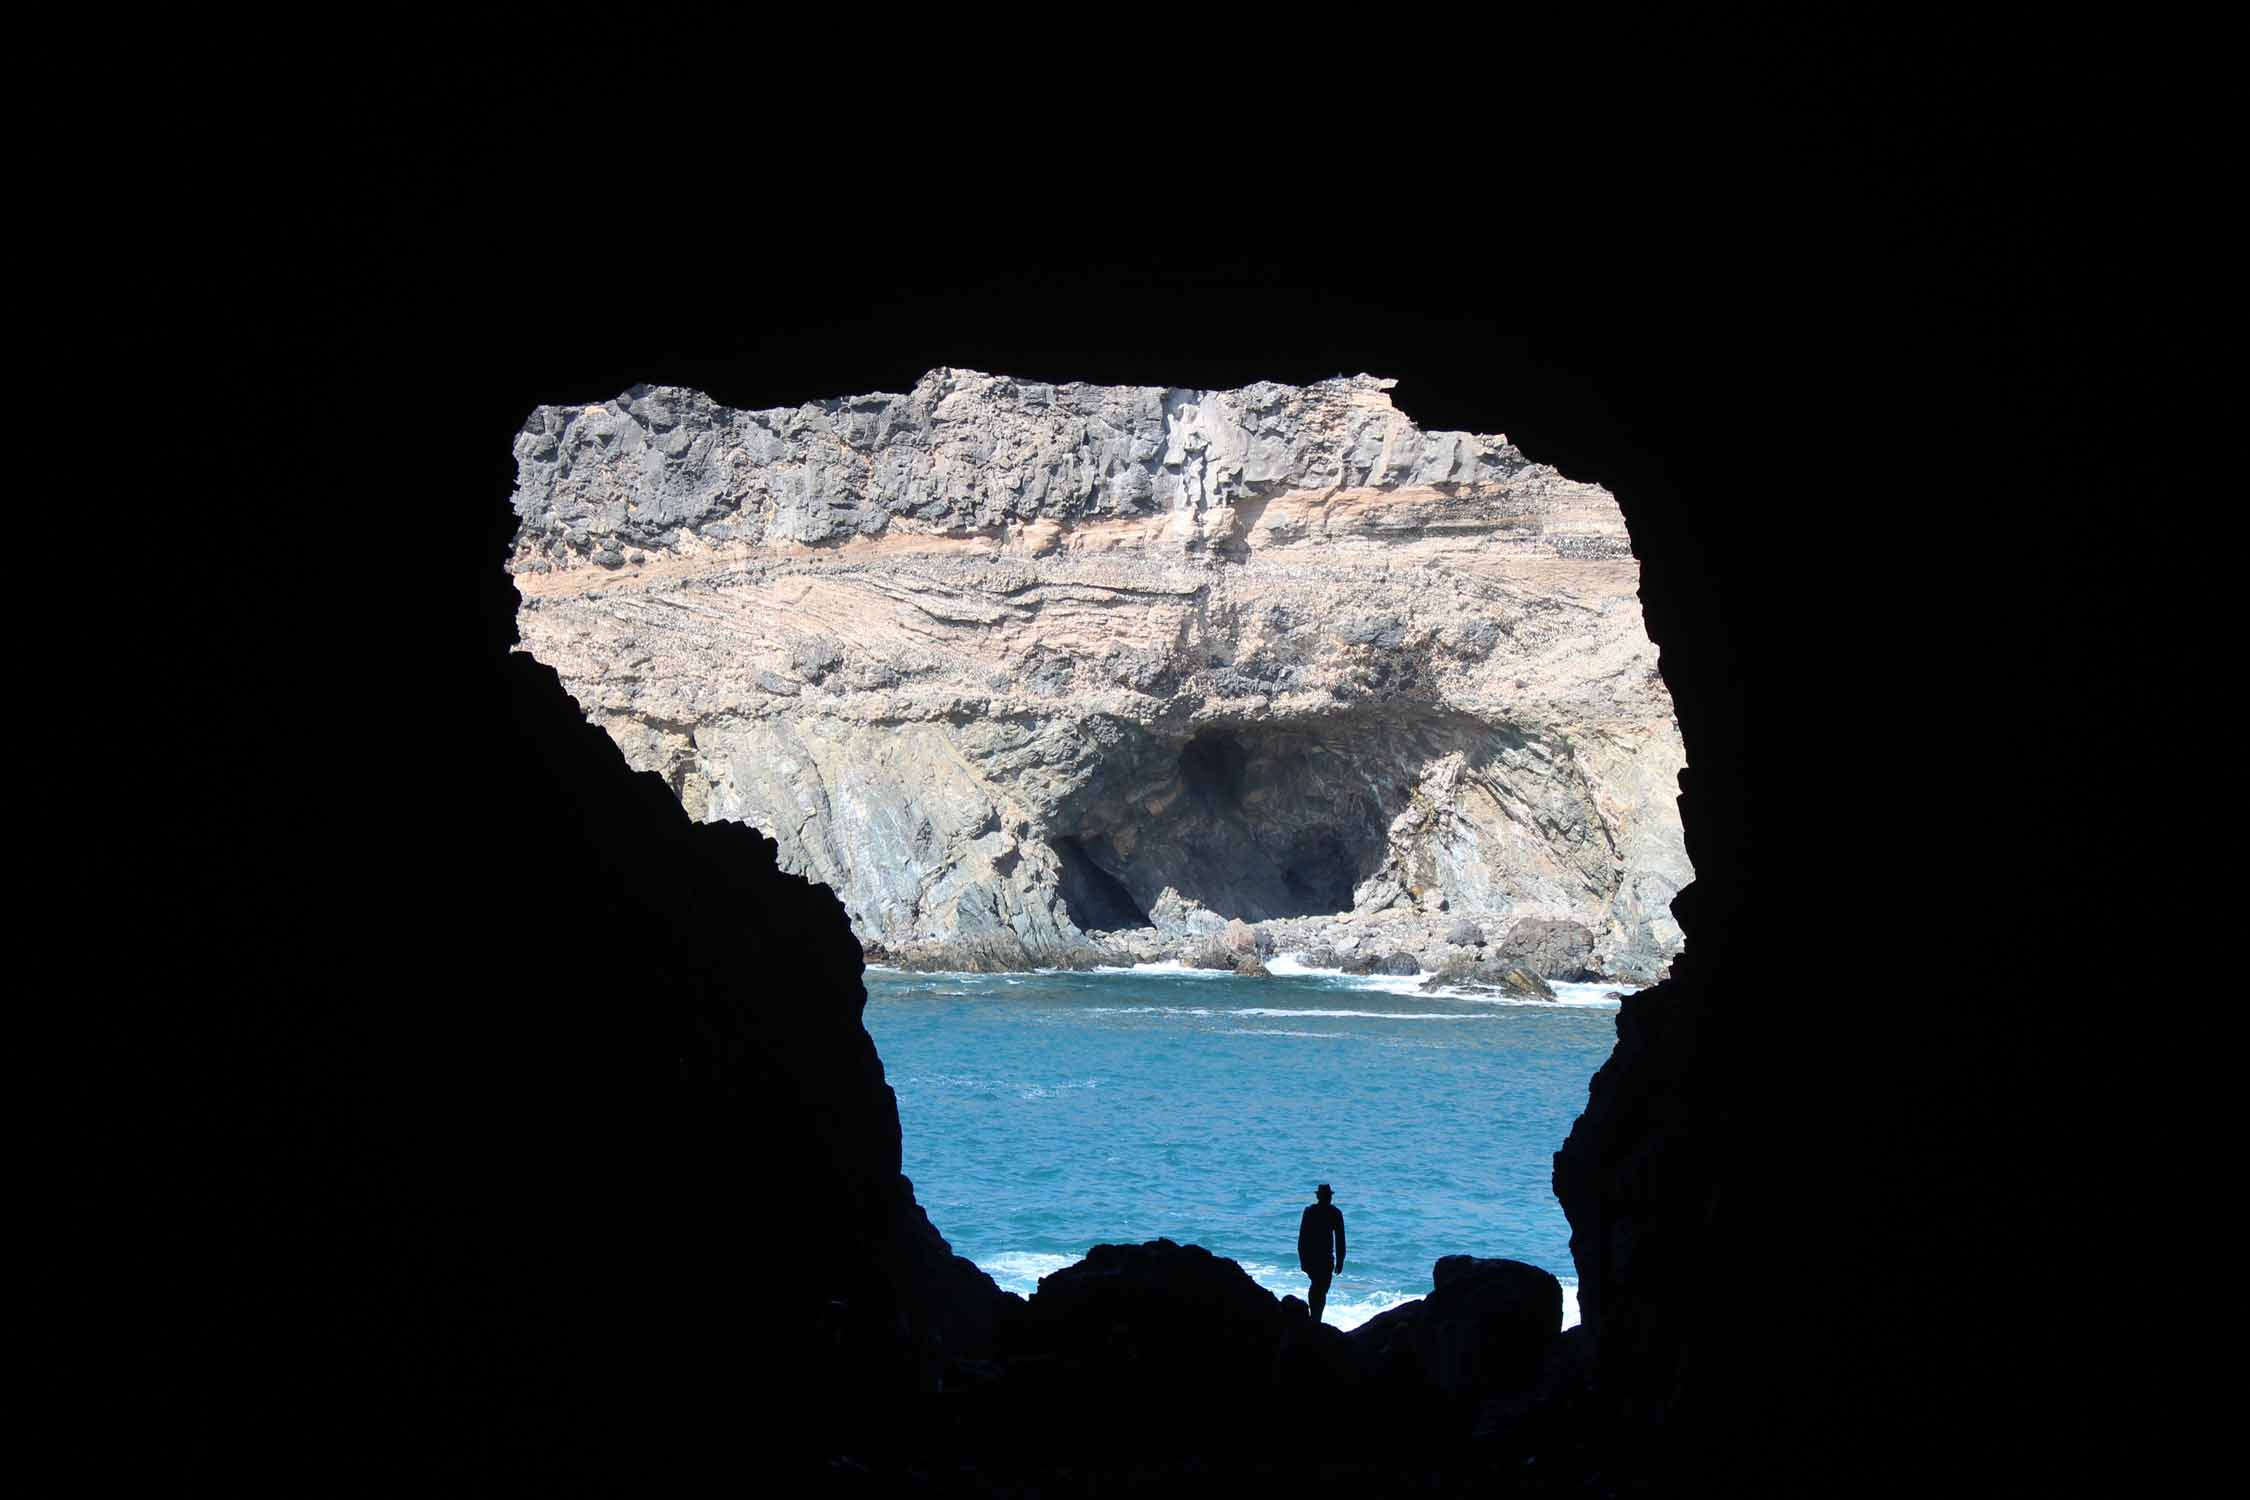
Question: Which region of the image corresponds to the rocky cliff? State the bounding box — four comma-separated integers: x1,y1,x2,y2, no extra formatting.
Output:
508,370,1690,979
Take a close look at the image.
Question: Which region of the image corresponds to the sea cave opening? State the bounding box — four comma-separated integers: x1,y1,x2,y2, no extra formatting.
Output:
1050,722,1411,929
1052,834,1153,931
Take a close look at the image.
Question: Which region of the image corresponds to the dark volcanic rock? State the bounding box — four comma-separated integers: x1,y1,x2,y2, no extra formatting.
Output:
1343,1256,1569,1456
1271,1313,1371,1402
1423,1257,1565,1396
1374,951,1421,976
1027,1239,1282,1340
1018,1239,1291,1400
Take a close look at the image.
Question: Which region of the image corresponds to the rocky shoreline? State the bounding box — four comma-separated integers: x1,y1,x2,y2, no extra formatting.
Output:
868,910,1630,1000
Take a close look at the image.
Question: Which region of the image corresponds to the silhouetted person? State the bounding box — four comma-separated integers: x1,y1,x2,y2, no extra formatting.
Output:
1298,1183,1346,1322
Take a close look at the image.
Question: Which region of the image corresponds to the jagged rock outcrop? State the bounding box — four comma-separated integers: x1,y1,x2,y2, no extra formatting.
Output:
509,370,1691,978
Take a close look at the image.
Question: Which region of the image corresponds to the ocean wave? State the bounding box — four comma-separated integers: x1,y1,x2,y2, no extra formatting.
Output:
977,1250,1076,1296
1355,976,1627,1007
1266,956,1631,1007
1090,960,1236,978
1088,1004,1490,1021
1240,1007,1488,1021
1234,1260,1423,1332
1085,1005,1218,1016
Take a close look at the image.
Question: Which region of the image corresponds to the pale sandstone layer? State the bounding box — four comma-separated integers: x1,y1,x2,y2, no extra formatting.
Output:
508,370,1690,979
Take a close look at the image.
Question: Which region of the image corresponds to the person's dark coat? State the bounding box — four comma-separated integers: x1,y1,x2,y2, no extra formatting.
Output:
1297,1201,1345,1276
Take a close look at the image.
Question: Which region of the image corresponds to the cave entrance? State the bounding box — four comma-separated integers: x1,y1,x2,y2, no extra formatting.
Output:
1053,722,1406,927
1154,726,1392,921
1279,827,1356,913
1053,834,1153,931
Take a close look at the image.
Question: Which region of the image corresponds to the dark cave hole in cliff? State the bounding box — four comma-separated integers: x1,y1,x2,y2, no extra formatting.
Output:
1051,725,1410,928
1163,727,1394,920
1279,828,1356,914
1054,835,1154,930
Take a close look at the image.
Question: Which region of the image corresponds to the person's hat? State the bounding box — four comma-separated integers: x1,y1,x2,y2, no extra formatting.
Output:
1316,1183,1332,1198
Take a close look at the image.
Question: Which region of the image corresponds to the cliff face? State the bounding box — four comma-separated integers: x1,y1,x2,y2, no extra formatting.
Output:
509,370,1690,978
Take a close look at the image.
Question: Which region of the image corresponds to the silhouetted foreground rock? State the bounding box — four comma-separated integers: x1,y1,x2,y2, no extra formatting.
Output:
70,645,1014,1494
1350,1257,1563,1405
1023,1239,1289,1374
911,1240,1582,1482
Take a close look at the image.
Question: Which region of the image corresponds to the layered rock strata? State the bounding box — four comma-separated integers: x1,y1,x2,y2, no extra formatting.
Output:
509,370,1691,978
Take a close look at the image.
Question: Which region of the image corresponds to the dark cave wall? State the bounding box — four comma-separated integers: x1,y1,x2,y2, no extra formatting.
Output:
61,645,1007,1492
1539,229,2198,1500
55,38,2206,1494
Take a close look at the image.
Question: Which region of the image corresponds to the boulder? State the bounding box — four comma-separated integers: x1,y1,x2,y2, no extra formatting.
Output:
1019,1239,1289,1383
1235,956,1271,977
1344,1258,1563,1404
1420,953,1555,999
1495,919,1597,981
1374,951,1421,976
1421,1256,1564,1396
1221,918,1274,957
1446,919,1487,947
1183,938,1237,971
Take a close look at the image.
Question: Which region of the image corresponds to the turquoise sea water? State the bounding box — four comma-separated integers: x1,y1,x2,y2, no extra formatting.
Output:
864,960,1628,1330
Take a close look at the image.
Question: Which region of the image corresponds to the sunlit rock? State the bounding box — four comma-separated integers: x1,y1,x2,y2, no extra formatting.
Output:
509,370,1691,978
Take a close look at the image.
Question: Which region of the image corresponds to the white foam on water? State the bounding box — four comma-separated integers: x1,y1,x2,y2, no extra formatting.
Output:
1376,976,1631,1008
1088,1004,1488,1021
1218,1028,1350,1039
1264,956,1629,1008
977,1250,1077,1297
1237,1007,1487,1021
1552,980,1640,1005
875,957,1635,1011
1091,960,1236,978
1018,1078,1100,1100
1234,1259,1420,1331
1085,1005,1219,1017
975,1252,1583,1333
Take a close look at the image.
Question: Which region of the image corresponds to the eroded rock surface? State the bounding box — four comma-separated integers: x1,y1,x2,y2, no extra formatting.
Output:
509,369,1690,978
